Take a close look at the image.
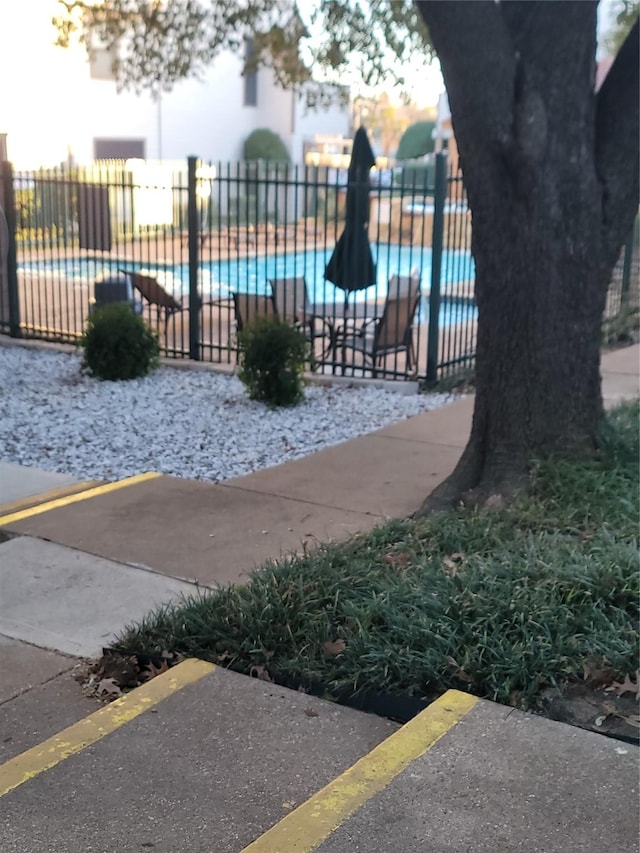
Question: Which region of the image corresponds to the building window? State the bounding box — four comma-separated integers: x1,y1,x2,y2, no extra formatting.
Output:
244,38,258,107
94,138,146,160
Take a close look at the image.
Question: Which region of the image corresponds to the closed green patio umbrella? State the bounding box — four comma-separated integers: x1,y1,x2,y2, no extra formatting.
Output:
325,126,377,313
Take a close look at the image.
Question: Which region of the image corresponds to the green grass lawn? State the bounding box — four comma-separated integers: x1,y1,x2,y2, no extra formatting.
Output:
116,400,639,713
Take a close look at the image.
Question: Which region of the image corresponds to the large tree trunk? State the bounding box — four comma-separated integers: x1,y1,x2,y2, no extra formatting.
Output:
415,1,639,513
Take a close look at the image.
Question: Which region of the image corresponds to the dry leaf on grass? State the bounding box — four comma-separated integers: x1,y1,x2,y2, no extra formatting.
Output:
323,639,346,657
605,671,640,701
249,665,274,682
599,701,640,729
485,494,505,509
442,553,465,575
582,660,617,688
447,656,473,683
384,552,412,570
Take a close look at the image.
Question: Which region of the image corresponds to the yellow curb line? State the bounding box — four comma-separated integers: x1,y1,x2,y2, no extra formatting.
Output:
0,472,162,528
0,480,101,516
0,659,215,798
241,690,478,853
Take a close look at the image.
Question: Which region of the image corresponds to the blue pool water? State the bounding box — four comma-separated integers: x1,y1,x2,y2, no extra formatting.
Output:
20,243,476,323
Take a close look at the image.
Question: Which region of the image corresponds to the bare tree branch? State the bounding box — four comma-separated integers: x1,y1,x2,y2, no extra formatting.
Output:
596,18,640,268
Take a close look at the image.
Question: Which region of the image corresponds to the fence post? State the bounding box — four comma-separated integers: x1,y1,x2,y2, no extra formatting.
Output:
187,155,200,361
620,222,636,310
0,161,20,338
425,152,447,385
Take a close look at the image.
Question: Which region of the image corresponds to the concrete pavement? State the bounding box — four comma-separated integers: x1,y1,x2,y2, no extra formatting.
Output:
1,666,637,853
0,461,82,506
0,535,198,657
0,342,638,852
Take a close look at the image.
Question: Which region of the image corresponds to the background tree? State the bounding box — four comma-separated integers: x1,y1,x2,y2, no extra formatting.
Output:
396,119,436,160
54,1,639,511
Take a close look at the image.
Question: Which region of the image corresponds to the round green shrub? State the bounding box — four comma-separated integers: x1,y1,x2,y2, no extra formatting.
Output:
396,120,436,160
237,317,310,407
82,303,160,381
244,128,290,162
394,159,435,191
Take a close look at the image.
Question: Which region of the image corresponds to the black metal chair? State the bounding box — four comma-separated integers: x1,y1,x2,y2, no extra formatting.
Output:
232,292,277,333
332,273,421,377
269,277,316,338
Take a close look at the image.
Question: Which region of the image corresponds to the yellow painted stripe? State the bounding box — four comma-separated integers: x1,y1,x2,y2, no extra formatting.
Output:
0,658,214,798
0,480,100,515
0,472,161,527
241,690,478,853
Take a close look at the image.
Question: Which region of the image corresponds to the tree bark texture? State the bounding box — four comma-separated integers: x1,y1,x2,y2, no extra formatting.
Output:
414,1,639,512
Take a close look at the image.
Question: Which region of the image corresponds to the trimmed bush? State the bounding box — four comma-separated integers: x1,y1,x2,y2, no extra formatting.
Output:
244,128,290,162
394,159,435,191
82,303,160,381
396,120,436,160
237,316,310,406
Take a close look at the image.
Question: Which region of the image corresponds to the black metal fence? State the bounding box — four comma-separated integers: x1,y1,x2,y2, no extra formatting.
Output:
0,155,636,383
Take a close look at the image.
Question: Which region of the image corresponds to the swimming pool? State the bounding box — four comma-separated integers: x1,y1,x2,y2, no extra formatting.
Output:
19,243,476,322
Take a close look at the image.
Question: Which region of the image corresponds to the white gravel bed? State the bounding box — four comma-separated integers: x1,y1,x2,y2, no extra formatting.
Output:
0,346,458,483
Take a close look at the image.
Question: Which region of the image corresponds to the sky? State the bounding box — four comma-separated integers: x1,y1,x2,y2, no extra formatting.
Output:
297,0,622,109
2,0,625,116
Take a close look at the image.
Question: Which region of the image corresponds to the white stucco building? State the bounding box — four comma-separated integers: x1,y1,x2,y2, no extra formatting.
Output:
1,1,350,169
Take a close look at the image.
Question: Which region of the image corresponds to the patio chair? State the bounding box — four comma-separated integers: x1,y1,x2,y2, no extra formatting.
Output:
232,292,276,333
333,272,422,377
119,269,184,338
269,277,317,339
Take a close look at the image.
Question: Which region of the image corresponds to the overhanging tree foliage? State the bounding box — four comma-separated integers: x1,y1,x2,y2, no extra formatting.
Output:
53,0,430,100
54,0,639,511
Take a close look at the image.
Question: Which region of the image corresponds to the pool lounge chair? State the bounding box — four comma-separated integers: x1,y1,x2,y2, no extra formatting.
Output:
332,272,421,377
119,269,185,338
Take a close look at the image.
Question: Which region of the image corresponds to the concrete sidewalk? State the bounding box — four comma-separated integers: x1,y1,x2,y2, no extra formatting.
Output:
0,343,638,852
1,665,637,853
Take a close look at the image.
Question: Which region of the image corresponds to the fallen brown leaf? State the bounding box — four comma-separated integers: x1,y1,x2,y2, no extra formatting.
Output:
582,660,617,688
384,552,412,570
442,558,458,575
447,656,473,683
485,494,505,509
92,654,140,687
249,665,273,682
605,671,640,701
139,659,169,682
96,677,123,699
323,639,346,657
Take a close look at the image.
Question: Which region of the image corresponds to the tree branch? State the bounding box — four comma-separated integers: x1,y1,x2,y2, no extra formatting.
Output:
596,18,640,268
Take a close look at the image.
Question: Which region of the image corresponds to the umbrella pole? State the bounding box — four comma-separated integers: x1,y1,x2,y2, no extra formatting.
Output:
341,293,350,376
